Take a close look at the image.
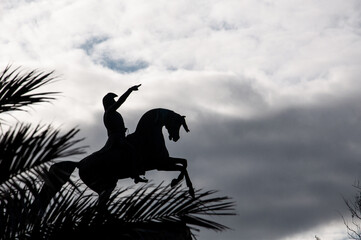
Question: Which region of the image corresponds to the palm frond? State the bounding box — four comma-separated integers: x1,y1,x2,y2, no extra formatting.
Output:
45,183,234,235
0,175,38,239
0,123,86,185
0,180,235,239
0,65,59,114
107,184,235,232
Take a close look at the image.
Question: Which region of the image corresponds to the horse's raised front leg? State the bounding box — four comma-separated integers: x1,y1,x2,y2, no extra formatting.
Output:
158,158,194,198
181,168,194,198
168,157,187,187
171,157,187,168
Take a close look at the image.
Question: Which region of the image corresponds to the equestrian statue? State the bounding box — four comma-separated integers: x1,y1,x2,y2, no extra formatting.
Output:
37,85,194,210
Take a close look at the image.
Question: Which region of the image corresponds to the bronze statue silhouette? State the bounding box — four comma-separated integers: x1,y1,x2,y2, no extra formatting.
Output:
38,96,194,209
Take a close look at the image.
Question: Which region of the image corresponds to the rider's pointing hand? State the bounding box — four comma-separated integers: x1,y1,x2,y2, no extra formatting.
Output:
129,84,141,91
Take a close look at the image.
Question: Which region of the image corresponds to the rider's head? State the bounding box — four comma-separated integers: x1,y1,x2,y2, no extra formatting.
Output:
102,92,117,110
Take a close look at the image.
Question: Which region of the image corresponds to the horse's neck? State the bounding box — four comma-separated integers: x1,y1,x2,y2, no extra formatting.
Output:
136,108,171,133
154,108,171,125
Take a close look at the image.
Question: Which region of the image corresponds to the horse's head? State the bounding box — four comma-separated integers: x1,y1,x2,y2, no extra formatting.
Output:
165,113,190,142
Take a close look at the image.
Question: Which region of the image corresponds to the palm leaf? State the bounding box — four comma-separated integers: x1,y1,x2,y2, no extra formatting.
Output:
0,176,37,239
0,180,235,239
107,183,235,232
0,65,58,114
0,123,86,185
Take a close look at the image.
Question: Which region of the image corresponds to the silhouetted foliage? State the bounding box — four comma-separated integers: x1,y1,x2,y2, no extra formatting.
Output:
1,181,234,239
0,65,58,114
0,123,84,184
0,65,235,239
344,184,361,239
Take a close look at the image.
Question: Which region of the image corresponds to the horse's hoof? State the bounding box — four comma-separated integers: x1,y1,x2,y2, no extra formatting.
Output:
171,179,179,187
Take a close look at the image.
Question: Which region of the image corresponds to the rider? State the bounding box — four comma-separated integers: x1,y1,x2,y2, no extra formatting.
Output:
102,84,148,184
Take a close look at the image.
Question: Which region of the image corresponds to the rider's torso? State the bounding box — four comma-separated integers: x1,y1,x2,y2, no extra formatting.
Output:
103,110,126,138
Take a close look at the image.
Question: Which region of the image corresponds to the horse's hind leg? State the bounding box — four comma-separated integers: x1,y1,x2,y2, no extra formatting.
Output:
96,181,117,213
98,188,112,208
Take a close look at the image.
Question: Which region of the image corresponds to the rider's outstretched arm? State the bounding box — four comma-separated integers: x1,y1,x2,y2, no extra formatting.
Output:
108,84,141,112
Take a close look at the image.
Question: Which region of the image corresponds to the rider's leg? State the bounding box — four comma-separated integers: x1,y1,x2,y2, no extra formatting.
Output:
123,141,148,183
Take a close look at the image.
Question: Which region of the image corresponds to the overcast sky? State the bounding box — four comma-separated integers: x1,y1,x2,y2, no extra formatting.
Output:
1,0,361,239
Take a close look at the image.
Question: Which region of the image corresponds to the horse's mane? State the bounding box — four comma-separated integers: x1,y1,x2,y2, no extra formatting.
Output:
134,108,175,133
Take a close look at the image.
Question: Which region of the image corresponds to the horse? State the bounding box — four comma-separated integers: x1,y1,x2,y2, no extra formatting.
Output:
37,108,194,210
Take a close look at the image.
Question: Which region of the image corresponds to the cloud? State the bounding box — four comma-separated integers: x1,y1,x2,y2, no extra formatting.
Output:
180,95,361,240
97,57,148,74
79,36,109,56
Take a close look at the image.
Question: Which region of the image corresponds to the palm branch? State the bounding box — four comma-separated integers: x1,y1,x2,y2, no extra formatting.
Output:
0,65,86,187
0,180,235,239
0,122,86,186
0,65,58,114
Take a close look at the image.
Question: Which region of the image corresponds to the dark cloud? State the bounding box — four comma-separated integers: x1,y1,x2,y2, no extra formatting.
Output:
162,97,361,240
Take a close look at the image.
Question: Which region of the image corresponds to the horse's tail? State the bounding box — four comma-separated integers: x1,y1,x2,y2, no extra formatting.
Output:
33,161,78,215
